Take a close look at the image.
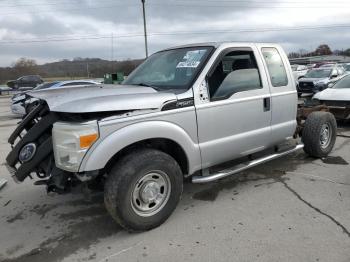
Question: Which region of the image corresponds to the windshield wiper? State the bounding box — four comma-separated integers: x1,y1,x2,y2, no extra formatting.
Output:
133,82,160,91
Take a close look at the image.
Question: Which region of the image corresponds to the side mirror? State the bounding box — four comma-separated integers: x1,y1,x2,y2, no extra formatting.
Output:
331,74,338,79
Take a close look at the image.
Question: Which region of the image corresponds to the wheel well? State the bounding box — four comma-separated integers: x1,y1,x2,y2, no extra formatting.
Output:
104,138,189,176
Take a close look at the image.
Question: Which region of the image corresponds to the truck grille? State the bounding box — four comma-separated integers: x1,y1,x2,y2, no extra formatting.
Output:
6,101,57,182
298,81,314,92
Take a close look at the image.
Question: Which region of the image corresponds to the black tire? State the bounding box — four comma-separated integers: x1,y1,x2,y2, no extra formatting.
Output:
302,111,337,158
104,148,183,232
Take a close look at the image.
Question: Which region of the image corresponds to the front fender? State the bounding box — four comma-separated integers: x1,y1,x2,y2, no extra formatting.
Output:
79,121,201,175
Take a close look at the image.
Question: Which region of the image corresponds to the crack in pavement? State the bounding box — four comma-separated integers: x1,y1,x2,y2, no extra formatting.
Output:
278,178,350,238
337,134,350,139
286,171,350,186
97,241,142,262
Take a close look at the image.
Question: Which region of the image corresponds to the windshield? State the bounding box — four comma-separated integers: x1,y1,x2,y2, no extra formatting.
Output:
333,75,350,89
33,81,58,90
304,69,331,78
123,46,213,90
345,64,350,71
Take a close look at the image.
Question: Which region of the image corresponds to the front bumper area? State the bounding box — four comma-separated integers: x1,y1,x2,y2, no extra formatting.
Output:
4,162,20,184
6,101,56,182
11,103,26,115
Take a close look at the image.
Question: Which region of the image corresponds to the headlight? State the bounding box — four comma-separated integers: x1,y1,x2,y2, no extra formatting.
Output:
314,82,326,90
12,94,25,102
52,121,99,172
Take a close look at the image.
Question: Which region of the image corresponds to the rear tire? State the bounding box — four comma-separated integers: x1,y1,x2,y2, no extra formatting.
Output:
302,112,337,158
104,148,183,232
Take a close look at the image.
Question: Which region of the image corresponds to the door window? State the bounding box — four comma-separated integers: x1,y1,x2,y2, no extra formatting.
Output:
61,82,95,86
207,50,262,100
262,47,288,87
21,76,31,82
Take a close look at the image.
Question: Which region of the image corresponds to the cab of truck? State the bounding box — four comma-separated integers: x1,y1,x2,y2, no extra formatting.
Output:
190,43,297,168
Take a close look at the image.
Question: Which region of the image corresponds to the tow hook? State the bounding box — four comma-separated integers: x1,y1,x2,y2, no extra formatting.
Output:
33,167,71,194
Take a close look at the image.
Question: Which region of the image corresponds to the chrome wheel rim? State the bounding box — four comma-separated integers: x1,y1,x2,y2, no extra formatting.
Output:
131,171,171,217
320,123,331,149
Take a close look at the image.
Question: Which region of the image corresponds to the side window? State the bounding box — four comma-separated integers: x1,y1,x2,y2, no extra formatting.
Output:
61,83,74,87
262,47,288,87
21,76,30,81
207,50,262,100
73,82,94,85
62,82,94,87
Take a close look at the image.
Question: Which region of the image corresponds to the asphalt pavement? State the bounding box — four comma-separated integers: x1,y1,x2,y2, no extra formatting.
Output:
0,95,349,262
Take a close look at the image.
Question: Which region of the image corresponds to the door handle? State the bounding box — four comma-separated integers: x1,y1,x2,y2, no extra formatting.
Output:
263,97,270,112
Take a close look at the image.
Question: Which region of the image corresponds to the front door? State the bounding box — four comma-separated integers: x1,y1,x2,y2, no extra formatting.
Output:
195,46,272,168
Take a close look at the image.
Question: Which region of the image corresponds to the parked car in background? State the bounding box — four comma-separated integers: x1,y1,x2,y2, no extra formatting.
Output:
342,63,350,72
297,66,345,95
6,75,43,89
313,74,350,119
306,64,316,69
291,64,308,80
11,80,99,115
319,63,346,74
314,62,335,68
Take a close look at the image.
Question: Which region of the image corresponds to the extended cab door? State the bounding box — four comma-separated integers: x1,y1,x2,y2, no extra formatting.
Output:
257,45,297,145
194,44,273,169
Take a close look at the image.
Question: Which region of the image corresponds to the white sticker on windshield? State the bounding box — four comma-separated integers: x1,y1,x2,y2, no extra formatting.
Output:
176,61,200,68
176,49,206,68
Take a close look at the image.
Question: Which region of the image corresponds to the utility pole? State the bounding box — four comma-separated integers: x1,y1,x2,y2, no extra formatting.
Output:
111,32,114,71
86,62,89,78
141,0,148,58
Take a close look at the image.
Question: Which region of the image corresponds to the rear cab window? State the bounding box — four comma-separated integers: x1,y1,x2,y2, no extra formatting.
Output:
261,47,288,87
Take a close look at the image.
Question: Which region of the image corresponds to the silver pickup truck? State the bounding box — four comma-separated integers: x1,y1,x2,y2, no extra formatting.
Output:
6,42,337,231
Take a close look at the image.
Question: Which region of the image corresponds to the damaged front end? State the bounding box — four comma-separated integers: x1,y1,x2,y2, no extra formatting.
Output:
5,101,74,193
6,84,177,194
5,101,109,194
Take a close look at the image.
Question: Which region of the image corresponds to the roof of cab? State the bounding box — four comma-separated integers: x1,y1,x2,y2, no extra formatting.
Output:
161,41,280,51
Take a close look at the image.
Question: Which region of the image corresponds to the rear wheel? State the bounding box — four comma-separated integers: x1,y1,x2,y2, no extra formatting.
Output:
104,148,183,232
302,111,337,158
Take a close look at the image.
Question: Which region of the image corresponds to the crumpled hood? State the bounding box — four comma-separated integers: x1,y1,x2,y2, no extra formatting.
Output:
27,84,177,113
313,88,350,101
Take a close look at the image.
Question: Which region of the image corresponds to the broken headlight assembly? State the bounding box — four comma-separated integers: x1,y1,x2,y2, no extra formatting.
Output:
52,121,99,172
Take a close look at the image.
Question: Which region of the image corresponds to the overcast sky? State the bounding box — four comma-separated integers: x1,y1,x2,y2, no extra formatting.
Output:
0,0,349,66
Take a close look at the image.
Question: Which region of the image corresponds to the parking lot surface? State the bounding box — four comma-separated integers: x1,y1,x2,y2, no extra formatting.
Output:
0,95,349,262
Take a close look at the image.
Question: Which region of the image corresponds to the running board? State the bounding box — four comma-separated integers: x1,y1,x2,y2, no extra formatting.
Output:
192,144,304,184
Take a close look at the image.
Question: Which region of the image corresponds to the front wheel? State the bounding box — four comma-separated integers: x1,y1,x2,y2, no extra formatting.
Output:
302,111,337,158
104,148,183,232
